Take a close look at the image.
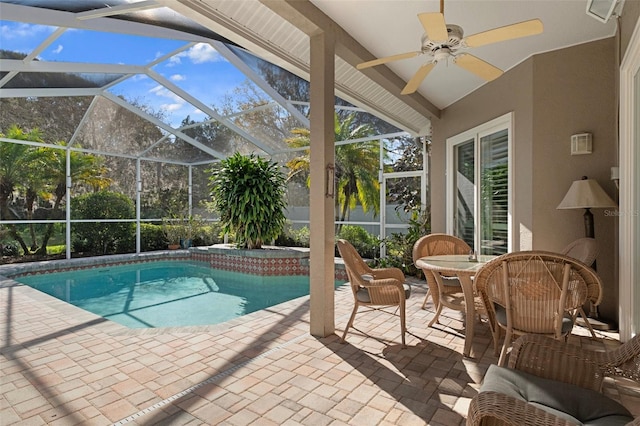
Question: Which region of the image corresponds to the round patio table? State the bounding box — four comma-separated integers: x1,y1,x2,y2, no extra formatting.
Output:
415,254,496,357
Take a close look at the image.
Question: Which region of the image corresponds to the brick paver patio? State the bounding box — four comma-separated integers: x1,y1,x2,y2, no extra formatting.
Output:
1,267,638,425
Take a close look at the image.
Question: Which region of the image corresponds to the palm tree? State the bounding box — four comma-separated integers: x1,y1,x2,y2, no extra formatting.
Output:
0,125,45,254
36,142,111,255
284,113,381,232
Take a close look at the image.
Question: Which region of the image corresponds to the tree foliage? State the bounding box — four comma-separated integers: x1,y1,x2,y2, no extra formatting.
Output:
209,153,287,249
284,112,381,231
71,191,135,255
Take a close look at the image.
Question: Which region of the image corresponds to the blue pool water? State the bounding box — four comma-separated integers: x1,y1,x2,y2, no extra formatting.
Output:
17,261,343,329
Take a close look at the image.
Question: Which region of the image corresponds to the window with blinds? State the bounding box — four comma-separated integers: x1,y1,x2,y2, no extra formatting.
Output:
480,129,508,254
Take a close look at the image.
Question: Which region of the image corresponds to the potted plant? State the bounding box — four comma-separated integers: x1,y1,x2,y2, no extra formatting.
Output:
209,152,287,249
179,214,205,249
162,218,182,249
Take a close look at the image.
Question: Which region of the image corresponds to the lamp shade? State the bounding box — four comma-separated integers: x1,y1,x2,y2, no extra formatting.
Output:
557,178,617,209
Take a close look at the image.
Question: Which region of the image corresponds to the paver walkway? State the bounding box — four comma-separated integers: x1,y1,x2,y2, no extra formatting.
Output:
1,269,637,425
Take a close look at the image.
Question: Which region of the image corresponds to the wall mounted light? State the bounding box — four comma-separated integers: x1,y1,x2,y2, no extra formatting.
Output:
325,164,335,198
571,133,592,155
586,0,620,23
611,166,619,189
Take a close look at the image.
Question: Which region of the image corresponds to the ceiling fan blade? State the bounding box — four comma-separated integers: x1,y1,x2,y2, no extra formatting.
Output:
357,51,422,70
418,12,448,42
401,63,436,95
464,19,543,48
455,54,503,81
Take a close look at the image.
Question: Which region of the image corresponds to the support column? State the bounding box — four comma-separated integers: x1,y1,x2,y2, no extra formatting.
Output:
309,30,335,337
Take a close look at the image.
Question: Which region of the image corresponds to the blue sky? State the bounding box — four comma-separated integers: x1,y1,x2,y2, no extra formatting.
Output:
0,20,253,127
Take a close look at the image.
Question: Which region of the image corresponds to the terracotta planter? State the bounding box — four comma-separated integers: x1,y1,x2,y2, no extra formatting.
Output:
168,244,180,250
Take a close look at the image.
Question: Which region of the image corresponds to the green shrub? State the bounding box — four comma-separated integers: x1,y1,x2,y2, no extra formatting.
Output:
141,223,166,251
372,206,430,277
1,242,19,256
209,153,287,249
275,222,310,247
194,223,225,246
336,225,380,259
71,191,135,255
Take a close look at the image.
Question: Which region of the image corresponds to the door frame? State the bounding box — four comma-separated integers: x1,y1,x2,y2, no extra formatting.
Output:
619,16,640,341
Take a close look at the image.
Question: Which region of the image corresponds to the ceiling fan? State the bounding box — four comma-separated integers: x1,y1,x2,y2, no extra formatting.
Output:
357,0,544,95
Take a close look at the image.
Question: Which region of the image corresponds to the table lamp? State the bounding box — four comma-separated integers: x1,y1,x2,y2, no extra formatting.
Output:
557,176,617,330
557,176,617,239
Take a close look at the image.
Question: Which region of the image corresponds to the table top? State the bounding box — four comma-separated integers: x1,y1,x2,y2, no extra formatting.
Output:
416,254,497,274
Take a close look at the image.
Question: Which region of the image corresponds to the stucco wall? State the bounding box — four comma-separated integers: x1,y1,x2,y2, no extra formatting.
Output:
531,37,618,321
431,58,534,252
431,37,619,323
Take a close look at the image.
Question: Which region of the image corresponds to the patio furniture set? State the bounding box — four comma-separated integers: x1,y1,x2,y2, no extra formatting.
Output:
336,235,640,425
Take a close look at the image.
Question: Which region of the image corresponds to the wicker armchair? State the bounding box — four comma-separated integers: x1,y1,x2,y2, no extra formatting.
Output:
467,334,640,426
475,251,598,365
412,233,472,314
561,237,602,339
337,239,411,347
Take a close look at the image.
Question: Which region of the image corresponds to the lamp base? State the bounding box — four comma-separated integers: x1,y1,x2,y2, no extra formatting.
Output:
576,316,618,332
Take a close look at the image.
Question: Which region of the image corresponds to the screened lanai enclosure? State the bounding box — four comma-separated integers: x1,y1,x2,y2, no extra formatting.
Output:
0,1,429,262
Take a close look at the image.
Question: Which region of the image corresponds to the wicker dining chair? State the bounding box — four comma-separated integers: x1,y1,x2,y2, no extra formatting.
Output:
412,233,472,312
561,237,598,267
337,239,411,347
467,334,640,426
561,237,602,339
475,251,597,365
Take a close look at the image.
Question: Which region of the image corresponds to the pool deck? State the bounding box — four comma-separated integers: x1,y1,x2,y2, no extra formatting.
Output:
2,261,639,425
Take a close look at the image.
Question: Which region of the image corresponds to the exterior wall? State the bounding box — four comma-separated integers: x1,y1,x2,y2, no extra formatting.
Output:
431,57,535,252
431,37,619,322
531,38,618,321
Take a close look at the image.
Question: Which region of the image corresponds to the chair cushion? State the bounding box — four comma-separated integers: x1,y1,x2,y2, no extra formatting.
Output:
480,364,633,426
356,283,411,303
494,304,575,334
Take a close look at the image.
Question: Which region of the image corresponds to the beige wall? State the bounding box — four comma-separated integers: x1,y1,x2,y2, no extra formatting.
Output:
621,1,640,59
431,37,619,322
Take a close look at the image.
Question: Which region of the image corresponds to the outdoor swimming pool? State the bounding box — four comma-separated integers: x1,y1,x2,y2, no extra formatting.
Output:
16,260,344,329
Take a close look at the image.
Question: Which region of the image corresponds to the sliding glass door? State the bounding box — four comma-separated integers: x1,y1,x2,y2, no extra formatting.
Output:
447,113,512,255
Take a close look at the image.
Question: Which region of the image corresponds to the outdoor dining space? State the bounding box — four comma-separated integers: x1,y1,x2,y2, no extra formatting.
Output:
337,234,640,425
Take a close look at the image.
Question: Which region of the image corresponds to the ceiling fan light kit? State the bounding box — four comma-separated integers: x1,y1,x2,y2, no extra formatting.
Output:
357,1,544,95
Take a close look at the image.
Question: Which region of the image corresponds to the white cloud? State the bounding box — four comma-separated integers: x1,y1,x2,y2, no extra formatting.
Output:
167,55,181,67
170,74,186,81
185,43,221,64
1,22,54,40
161,103,184,112
52,44,63,54
149,85,186,112
165,43,223,67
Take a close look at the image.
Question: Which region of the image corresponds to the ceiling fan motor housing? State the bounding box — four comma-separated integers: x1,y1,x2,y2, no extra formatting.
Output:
421,24,464,53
